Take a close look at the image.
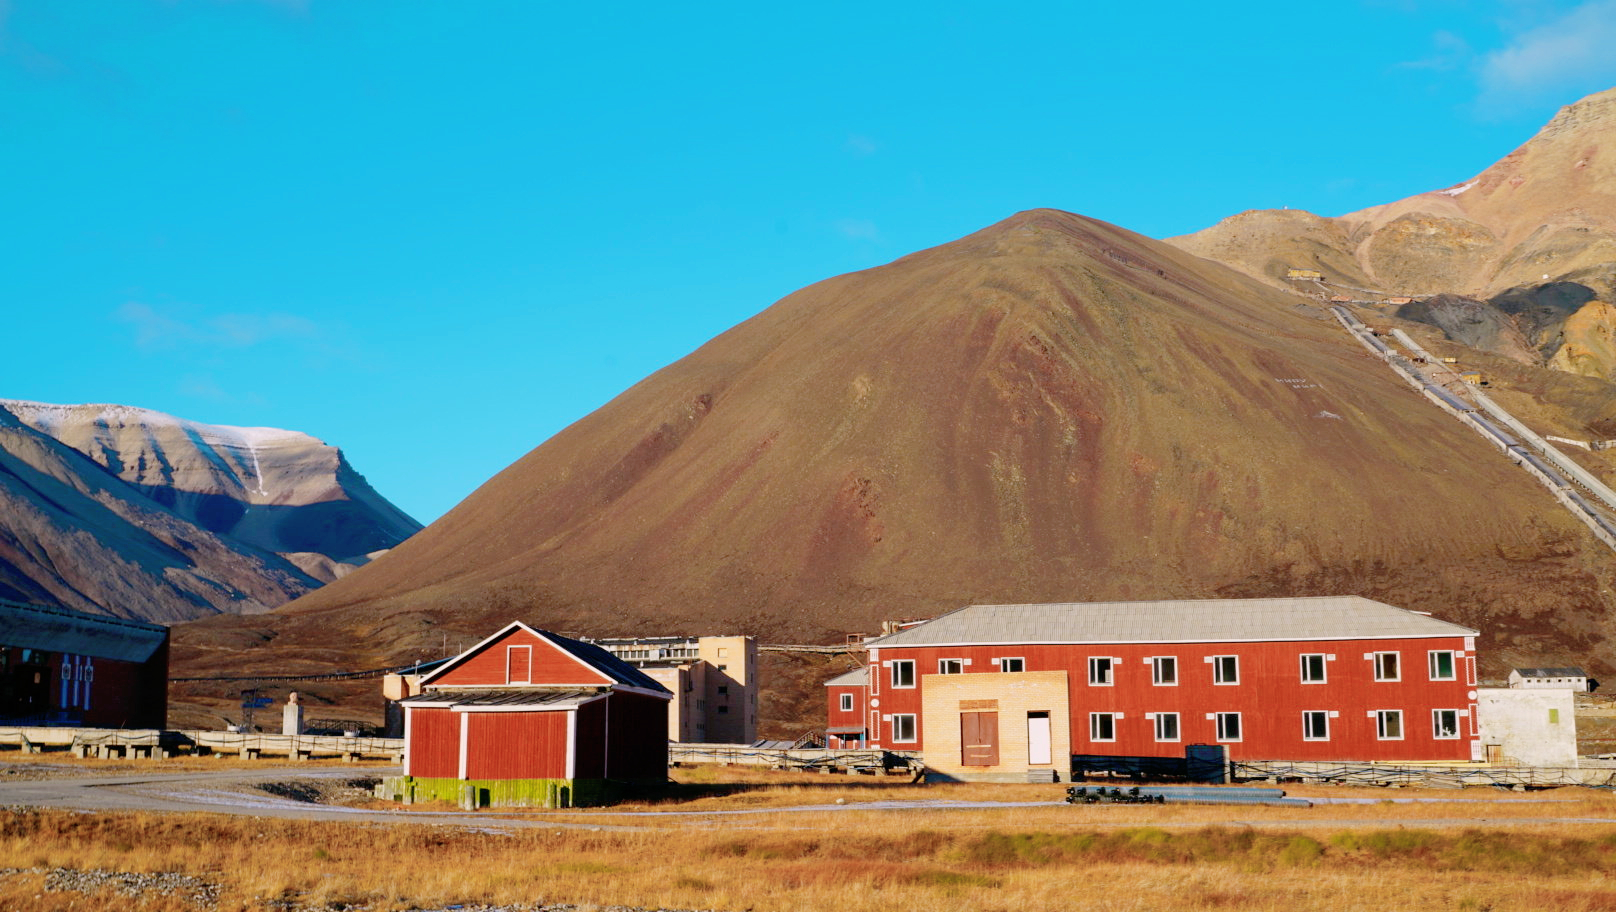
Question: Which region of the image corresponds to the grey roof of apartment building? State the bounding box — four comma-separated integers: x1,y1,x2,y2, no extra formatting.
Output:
0,599,168,663
823,667,868,688
864,596,1477,648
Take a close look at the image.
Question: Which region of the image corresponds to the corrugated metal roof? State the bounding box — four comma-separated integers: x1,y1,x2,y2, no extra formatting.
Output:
399,689,600,709
865,597,1477,648
1513,667,1586,678
0,599,168,663
823,667,868,687
545,630,670,692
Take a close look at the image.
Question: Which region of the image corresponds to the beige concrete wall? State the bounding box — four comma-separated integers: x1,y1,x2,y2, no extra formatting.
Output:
920,671,1070,781
698,636,757,744
1477,687,1579,767
641,666,699,741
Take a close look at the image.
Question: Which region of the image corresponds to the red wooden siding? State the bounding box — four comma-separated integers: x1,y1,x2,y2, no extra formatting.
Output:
826,685,867,731
433,628,612,688
867,636,1476,762
574,700,607,779
408,708,462,778
463,710,570,780
606,691,670,781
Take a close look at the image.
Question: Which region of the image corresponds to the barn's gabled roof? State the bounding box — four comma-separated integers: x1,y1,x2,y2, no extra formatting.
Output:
399,689,604,710
865,596,1478,648
419,621,671,693
824,666,868,687
1513,667,1587,678
0,599,168,663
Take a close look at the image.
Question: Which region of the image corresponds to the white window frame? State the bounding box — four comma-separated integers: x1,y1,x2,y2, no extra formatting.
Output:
1302,710,1329,741
1375,709,1404,740
890,660,916,689
1090,712,1117,742
998,657,1025,673
937,658,964,675
1215,712,1242,742
1372,652,1401,682
839,693,853,712
890,714,917,743
1300,653,1327,684
1153,712,1180,742
1432,708,1460,740
1428,650,1457,682
1212,655,1239,685
1088,657,1115,686
1151,656,1177,686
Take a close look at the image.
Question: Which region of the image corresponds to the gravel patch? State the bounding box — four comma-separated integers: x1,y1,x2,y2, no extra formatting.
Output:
1,866,220,907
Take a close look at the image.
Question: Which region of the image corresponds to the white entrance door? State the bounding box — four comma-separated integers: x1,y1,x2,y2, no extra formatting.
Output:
1027,711,1052,766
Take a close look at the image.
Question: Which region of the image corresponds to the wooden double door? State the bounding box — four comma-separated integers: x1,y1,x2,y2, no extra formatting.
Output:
961,711,999,766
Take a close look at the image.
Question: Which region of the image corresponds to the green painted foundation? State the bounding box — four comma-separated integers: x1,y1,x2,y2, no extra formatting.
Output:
377,775,619,808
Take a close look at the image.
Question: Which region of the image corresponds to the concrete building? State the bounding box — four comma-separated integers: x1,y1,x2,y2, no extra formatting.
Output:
0,599,169,729
837,597,1483,781
1476,688,1579,767
393,622,671,807
590,635,757,743
1508,667,1590,692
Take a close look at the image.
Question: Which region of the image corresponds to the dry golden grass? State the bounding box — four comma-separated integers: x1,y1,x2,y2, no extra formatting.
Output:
0,752,394,775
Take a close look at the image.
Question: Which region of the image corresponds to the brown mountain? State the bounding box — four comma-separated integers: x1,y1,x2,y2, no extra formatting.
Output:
1173,87,1616,378
175,210,1616,692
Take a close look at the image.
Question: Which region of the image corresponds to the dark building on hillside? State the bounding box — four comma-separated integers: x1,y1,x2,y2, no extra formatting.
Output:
0,599,170,728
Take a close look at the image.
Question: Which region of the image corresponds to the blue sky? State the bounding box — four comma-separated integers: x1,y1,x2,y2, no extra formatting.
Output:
4,0,1616,524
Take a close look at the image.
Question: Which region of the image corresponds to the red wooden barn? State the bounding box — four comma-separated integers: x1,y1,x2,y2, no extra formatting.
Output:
394,621,671,807
0,599,169,729
824,666,868,747
838,597,1482,781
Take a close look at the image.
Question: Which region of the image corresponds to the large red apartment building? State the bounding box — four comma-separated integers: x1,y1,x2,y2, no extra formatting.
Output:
833,597,1481,778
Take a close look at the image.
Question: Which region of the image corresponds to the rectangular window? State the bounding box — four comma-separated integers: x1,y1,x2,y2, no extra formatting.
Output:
1088,657,1114,686
506,645,533,684
1090,712,1117,742
717,706,729,714
1300,654,1327,684
891,714,917,743
1428,651,1456,681
1550,708,1561,725
999,657,1026,673
1212,655,1239,685
1152,656,1177,686
1215,712,1242,742
1373,652,1401,682
1303,711,1329,741
1154,712,1180,742
1432,709,1459,739
839,693,853,712
938,658,964,675
1376,710,1404,740
891,660,915,688
718,685,729,695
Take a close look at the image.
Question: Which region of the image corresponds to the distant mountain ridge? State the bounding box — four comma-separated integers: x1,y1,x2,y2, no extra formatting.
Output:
0,399,421,623
1171,86,1616,379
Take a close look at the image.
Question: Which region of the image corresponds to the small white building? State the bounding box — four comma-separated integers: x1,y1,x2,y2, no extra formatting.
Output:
1508,667,1590,692
1475,688,1579,767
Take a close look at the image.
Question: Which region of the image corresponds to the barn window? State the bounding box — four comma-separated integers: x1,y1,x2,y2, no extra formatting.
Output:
1090,712,1117,742
1215,712,1242,742
1432,709,1459,739
1153,712,1179,742
1303,711,1329,741
506,645,532,685
891,714,917,742
938,659,964,674
1212,656,1239,685
1088,657,1114,686
1373,652,1401,681
1428,651,1456,681
1376,710,1404,740
1300,654,1327,683
1152,656,1177,686
891,661,916,688
999,657,1025,673
839,693,853,712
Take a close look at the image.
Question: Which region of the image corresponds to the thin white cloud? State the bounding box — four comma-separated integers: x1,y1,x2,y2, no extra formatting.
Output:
835,218,882,242
1479,0,1616,107
116,302,322,351
1397,30,1472,72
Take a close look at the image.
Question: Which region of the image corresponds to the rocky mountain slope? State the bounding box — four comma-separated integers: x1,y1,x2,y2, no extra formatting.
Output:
175,209,1616,683
1172,86,1616,378
0,400,420,623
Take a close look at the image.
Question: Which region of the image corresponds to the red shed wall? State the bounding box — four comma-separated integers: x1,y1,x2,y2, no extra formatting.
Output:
463,710,570,780
432,629,612,688
407,707,462,778
868,637,1476,762
575,700,607,779
40,645,168,729
826,685,868,739
606,691,670,781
